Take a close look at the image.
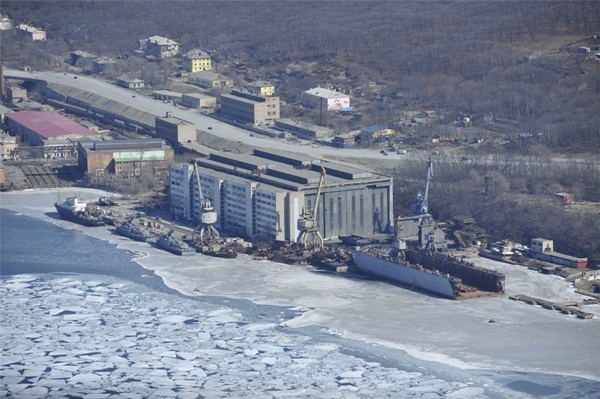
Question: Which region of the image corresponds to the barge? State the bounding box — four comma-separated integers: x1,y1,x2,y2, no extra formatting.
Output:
353,247,505,299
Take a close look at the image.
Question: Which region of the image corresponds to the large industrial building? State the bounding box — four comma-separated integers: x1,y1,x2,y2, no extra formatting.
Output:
220,90,280,125
6,111,98,158
78,139,173,179
170,149,393,243
154,112,196,147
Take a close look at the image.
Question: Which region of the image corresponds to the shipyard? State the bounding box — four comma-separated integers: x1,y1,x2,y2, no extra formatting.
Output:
1,3,600,397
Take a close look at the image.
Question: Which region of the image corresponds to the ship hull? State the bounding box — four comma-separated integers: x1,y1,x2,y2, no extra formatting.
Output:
116,227,150,242
352,251,459,299
157,240,195,256
54,204,106,227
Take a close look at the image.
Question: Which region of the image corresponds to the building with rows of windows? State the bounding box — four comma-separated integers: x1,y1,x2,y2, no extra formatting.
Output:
169,149,393,243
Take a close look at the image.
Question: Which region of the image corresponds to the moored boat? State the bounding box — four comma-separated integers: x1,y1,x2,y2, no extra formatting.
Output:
116,216,155,242
157,227,195,256
54,196,106,227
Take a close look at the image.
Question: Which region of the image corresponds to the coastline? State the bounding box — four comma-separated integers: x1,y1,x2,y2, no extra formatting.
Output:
2,188,599,384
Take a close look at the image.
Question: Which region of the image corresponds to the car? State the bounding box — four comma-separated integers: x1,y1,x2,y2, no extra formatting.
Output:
132,95,136,98
207,126,212,130
382,151,388,156
73,76,77,79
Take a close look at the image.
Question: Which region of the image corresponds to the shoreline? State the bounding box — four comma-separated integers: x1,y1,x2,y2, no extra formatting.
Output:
2,189,599,381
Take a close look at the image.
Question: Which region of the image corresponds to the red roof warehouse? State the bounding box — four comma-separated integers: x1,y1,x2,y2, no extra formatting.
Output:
7,111,98,158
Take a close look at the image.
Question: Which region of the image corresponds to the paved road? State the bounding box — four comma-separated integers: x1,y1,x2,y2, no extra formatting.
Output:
5,69,598,170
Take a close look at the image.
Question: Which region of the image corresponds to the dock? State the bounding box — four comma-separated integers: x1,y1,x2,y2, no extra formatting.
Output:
509,294,594,319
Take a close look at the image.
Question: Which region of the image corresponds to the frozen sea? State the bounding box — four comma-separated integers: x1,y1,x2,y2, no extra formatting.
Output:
1,189,599,398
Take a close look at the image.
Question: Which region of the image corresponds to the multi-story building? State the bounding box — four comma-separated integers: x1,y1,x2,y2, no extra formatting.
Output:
220,90,280,125
144,36,179,59
16,24,46,41
183,49,211,73
180,93,217,111
6,111,98,158
78,139,173,179
275,118,331,140
169,149,393,243
154,112,196,146
301,87,350,112
247,81,275,97
188,71,233,89
0,132,18,160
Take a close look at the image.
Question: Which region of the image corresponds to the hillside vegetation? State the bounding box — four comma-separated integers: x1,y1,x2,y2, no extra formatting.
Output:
3,1,599,151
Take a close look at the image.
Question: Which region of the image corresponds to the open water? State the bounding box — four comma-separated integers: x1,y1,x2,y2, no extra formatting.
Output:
1,208,598,398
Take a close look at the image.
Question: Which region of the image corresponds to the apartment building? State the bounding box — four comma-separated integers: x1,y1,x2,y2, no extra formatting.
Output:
220,90,280,125
183,49,212,73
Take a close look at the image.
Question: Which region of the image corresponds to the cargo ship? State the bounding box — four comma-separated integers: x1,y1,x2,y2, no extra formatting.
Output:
54,196,106,227
353,247,505,299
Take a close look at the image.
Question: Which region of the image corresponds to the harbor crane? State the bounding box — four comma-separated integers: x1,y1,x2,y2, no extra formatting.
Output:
297,166,326,250
410,159,433,215
192,160,219,243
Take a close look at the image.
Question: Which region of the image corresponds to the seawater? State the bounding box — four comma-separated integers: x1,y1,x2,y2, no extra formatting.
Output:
1,209,597,398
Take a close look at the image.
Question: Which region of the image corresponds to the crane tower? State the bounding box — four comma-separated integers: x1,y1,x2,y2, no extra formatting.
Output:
410,160,433,215
297,166,326,250
192,161,219,242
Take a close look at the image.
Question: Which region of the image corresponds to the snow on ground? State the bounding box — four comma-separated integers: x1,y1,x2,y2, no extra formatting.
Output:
2,189,600,384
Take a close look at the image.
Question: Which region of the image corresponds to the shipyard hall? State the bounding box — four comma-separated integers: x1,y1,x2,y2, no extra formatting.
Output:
169,149,393,243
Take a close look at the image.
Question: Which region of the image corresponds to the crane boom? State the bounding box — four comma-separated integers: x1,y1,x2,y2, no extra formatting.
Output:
411,160,433,215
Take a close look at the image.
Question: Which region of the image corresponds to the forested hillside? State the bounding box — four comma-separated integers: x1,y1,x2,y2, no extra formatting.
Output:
2,1,599,151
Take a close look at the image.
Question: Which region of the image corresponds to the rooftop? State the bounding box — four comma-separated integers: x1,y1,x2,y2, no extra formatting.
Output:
189,71,231,81
185,49,210,59
148,35,179,46
7,111,95,139
303,87,349,99
81,139,171,153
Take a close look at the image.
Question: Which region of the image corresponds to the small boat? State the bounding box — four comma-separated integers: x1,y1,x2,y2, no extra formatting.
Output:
54,196,106,227
97,196,120,206
157,227,195,256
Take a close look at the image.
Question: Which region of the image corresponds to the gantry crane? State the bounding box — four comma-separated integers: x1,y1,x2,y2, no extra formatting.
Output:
410,159,433,215
192,160,219,242
297,166,326,250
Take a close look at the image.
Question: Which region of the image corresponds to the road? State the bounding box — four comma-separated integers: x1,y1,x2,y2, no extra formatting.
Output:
5,69,599,171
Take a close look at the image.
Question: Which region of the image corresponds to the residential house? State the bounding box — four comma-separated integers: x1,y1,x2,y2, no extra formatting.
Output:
188,71,233,89
117,76,145,89
143,36,179,59
183,49,211,72
16,24,46,41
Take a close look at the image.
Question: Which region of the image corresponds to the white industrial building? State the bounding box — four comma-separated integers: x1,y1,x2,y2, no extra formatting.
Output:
169,149,393,243
301,87,350,112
